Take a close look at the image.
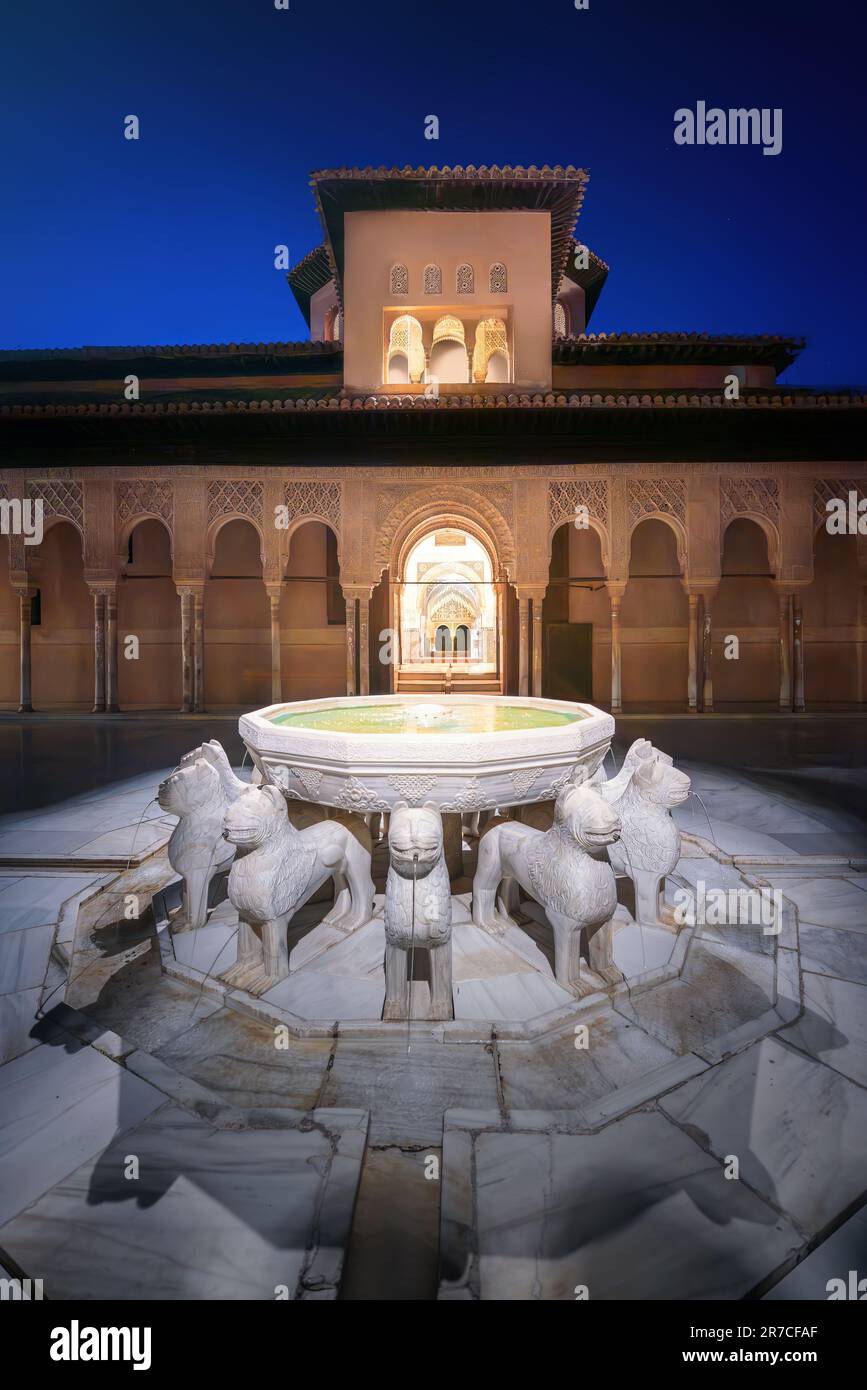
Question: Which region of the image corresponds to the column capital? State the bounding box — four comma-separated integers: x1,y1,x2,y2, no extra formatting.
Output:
515,584,547,603
175,580,205,599
11,583,36,600
683,579,720,603
605,581,627,603
341,583,374,602
84,578,117,597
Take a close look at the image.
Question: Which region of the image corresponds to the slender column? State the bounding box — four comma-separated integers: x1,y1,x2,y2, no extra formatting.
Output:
531,596,544,697
105,586,118,712
177,587,193,712
701,595,715,712
777,589,793,711
518,596,530,696
358,595,370,695
193,590,205,712
91,589,106,713
793,592,805,712
345,595,357,696
496,582,505,693
17,588,34,713
266,584,282,704
687,591,699,712
609,587,624,715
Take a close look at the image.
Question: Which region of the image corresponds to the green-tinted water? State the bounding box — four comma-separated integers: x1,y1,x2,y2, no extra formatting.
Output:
267,701,584,736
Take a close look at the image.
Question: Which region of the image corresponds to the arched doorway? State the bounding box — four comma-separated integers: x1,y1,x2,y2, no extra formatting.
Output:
29,521,92,710
395,524,499,691
711,518,778,706
117,518,181,709
205,518,269,710
803,524,862,705
621,518,688,707
281,519,344,700
543,521,608,702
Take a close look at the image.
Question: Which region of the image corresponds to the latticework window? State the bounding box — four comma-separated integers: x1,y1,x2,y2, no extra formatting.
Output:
554,302,567,338
432,314,465,347
489,263,508,294
423,264,442,295
387,314,425,383
456,263,474,295
390,264,408,296
472,317,509,382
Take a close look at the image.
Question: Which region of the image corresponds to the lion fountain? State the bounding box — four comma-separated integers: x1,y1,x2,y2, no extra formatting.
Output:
383,801,453,1022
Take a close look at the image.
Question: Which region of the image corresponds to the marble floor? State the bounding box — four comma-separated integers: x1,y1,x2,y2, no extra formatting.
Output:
1,716,866,1300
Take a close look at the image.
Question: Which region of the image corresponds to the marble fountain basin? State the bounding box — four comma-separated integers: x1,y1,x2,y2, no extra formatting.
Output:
240,695,614,813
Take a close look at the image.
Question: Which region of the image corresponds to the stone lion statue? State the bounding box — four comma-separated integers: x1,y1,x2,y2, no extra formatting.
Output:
158,740,246,932
383,801,453,1021
221,782,375,995
472,772,622,996
592,739,691,928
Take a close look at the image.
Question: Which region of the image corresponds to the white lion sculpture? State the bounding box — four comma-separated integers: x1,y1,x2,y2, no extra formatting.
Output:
593,739,691,927
383,801,453,1022
157,740,247,932
472,773,622,996
221,782,375,994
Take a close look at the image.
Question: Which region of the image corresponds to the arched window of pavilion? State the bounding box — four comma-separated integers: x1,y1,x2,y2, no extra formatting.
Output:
386,314,425,384
472,317,510,383
390,263,408,296
489,262,508,294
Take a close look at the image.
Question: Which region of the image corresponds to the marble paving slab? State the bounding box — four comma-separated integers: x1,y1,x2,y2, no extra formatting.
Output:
440,1109,800,1299
779,972,867,1087
453,969,575,1022
0,986,43,1065
496,1013,678,1111
155,1007,334,1110
798,922,867,985
761,876,867,931
321,1037,500,1147
264,970,386,1021
171,921,239,977
0,873,101,934
0,1101,368,1300
660,1037,867,1238
0,924,54,995
0,1039,167,1227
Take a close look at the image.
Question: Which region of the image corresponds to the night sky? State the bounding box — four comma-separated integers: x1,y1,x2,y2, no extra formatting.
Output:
2,0,865,384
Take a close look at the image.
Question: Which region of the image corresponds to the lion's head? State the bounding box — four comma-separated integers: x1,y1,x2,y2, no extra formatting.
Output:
388,800,444,879
158,757,221,817
223,782,290,849
554,782,621,852
633,754,691,808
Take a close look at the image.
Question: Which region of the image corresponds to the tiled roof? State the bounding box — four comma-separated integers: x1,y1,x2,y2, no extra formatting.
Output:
3,389,863,419
554,332,805,371
0,340,337,361
309,164,589,309
286,245,334,325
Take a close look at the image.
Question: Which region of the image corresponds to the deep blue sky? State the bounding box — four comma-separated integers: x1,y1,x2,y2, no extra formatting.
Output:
2,0,865,383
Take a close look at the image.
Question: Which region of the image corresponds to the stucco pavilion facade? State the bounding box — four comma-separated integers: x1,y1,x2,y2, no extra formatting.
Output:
1,164,865,716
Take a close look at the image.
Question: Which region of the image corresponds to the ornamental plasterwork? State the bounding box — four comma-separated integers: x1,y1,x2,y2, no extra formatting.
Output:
284,480,341,534
441,777,488,812
334,776,382,813
207,479,263,525
390,264,408,296
489,263,508,294
387,773,439,805
27,479,84,532
627,477,686,525
548,478,609,528
813,478,863,529
116,480,174,527
423,264,442,295
510,768,541,798
720,476,779,525
456,263,474,295
290,766,323,798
